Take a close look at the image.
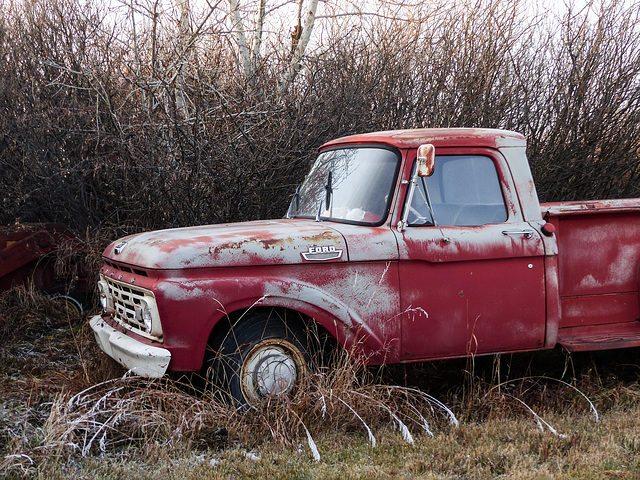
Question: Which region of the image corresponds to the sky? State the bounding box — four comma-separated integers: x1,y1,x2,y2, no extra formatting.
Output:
99,0,626,56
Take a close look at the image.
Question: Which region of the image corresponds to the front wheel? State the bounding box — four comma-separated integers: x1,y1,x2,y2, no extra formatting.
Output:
209,311,314,407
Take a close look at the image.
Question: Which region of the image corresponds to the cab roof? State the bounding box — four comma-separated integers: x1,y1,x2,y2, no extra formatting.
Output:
320,128,526,151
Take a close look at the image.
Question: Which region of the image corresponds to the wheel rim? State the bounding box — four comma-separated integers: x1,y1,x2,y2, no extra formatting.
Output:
240,338,307,405
63,296,83,316
51,294,83,316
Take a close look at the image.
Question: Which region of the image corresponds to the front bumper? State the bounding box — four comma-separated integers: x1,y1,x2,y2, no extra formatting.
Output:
90,315,171,377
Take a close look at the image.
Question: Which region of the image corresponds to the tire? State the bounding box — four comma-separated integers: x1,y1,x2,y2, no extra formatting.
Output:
43,286,86,316
209,311,315,408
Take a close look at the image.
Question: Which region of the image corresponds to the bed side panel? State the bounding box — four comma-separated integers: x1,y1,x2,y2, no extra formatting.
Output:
544,203,640,328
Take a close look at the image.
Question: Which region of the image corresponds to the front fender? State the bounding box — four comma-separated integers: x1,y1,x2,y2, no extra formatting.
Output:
156,264,401,370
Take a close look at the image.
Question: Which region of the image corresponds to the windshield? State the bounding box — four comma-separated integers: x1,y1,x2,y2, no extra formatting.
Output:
288,146,400,225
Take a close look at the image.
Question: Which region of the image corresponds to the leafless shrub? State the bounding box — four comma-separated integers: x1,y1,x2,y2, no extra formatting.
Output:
1,0,639,234
524,1,640,201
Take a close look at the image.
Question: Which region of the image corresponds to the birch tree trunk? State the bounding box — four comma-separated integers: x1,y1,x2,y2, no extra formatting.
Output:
250,0,266,78
227,0,253,81
174,0,191,119
226,0,319,92
279,0,319,94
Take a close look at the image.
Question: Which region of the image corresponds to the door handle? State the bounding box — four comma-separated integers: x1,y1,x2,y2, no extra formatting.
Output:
502,229,535,239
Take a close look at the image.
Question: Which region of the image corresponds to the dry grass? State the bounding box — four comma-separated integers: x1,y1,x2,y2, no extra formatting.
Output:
0,284,73,344
2,354,458,467
1,287,640,478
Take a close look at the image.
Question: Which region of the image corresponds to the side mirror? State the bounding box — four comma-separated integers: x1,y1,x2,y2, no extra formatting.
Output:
416,144,435,177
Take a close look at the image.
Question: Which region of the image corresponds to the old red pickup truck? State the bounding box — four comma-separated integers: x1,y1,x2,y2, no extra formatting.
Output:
91,128,640,405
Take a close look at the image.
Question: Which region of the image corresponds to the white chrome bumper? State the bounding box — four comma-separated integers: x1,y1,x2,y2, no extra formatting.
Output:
90,315,171,377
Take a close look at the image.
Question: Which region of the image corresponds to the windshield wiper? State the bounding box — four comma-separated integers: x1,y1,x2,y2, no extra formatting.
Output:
324,171,333,210
316,171,333,222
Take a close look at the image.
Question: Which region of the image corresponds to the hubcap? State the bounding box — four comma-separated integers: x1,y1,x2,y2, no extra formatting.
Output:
241,339,306,404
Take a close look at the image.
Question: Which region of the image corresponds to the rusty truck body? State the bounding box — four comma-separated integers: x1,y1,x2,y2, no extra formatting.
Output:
1,223,91,312
90,128,640,405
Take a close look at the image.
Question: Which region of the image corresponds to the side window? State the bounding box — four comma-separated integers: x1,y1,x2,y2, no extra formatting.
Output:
407,155,507,227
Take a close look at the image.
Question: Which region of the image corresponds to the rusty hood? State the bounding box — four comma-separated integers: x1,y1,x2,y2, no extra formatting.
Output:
103,219,349,270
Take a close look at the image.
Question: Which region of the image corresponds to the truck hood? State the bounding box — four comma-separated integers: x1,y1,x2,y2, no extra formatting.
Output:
103,219,348,270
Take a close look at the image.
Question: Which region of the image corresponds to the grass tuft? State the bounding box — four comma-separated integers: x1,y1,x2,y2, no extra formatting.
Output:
0,284,79,345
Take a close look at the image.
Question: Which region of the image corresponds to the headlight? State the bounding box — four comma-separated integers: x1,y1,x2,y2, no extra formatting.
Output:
97,280,114,313
135,300,154,334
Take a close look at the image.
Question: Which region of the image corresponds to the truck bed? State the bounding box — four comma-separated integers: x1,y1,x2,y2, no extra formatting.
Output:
543,199,640,350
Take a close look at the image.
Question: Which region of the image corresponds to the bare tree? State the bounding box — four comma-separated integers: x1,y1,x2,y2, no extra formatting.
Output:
279,0,318,92
225,0,319,91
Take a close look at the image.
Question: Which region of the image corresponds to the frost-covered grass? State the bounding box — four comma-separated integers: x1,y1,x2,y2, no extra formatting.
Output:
4,407,640,479
2,287,640,479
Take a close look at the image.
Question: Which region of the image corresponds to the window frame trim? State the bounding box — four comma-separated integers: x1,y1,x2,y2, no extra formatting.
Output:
398,148,519,229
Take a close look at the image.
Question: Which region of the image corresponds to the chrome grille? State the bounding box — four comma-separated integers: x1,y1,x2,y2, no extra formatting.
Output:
103,276,163,341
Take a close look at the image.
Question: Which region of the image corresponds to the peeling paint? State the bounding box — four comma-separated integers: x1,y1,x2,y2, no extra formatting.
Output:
543,198,640,216
105,220,348,270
